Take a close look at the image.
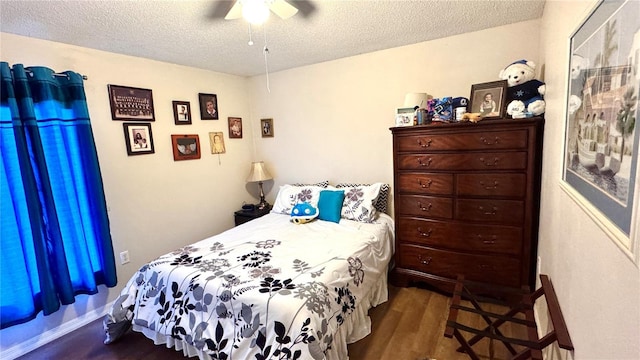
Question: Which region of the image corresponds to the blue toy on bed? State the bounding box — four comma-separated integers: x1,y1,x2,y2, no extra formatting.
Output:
290,202,319,224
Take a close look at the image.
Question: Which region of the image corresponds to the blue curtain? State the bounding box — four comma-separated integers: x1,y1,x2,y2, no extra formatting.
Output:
0,62,117,329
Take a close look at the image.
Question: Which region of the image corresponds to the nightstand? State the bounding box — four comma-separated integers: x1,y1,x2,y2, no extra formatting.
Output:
234,205,272,226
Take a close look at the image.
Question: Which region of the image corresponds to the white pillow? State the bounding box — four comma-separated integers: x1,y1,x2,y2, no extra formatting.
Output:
271,184,324,215
339,183,382,223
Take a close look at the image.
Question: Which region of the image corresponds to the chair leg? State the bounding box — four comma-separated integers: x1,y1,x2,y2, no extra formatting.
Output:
453,328,481,360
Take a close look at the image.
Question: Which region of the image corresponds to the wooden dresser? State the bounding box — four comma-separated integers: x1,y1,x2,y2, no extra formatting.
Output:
390,117,544,295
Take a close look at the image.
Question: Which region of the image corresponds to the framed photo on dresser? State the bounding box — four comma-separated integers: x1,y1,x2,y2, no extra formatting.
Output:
468,80,507,119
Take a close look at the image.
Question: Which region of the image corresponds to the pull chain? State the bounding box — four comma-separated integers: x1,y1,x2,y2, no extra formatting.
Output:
248,24,254,46
263,25,270,93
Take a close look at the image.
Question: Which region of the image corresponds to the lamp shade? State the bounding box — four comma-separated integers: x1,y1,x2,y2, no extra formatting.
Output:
404,92,431,109
246,161,273,182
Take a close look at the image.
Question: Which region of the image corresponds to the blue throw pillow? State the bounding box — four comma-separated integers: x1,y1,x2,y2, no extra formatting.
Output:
318,190,345,223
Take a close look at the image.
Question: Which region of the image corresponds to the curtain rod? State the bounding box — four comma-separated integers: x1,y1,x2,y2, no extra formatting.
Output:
21,68,88,80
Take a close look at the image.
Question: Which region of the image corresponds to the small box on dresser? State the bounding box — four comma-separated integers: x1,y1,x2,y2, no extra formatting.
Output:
390,117,544,297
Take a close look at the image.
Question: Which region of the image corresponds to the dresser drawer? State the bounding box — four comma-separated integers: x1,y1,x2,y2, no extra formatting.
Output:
397,173,453,195
396,195,453,219
398,244,520,287
396,130,528,152
456,173,527,197
398,152,527,171
397,217,522,255
456,199,524,224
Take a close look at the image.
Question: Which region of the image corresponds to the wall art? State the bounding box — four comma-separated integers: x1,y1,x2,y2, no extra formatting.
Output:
561,0,639,262
108,84,155,121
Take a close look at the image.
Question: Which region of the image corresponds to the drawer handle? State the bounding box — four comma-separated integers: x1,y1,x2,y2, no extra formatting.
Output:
480,136,500,145
418,202,433,212
417,227,432,237
480,180,498,190
479,157,499,167
418,157,432,167
419,179,433,188
479,206,498,215
478,234,497,245
418,255,432,265
418,138,433,148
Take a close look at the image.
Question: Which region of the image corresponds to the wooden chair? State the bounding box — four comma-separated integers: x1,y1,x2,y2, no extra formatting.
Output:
444,274,573,360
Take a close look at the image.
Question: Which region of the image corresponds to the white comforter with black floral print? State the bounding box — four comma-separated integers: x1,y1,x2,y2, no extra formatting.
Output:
105,212,394,360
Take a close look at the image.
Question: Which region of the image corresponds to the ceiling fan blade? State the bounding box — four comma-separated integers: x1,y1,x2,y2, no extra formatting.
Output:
270,0,298,19
224,1,243,20
294,0,316,18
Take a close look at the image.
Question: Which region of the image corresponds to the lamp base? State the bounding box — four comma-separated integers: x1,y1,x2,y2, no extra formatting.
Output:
257,181,270,210
257,199,270,210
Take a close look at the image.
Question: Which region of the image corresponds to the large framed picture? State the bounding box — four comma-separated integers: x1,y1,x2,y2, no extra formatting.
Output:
173,101,192,125
108,84,155,121
561,0,639,262
122,123,154,155
228,117,243,138
171,134,201,161
261,118,274,137
198,93,218,120
468,80,507,119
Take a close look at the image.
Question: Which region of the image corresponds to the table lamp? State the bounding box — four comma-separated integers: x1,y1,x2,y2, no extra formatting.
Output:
404,92,430,110
246,161,273,210
404,92,431,124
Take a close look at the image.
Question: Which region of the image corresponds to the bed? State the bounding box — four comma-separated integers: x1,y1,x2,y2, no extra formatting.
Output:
104,183,394,360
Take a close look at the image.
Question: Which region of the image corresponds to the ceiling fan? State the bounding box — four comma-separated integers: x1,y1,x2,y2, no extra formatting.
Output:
210,0,316,24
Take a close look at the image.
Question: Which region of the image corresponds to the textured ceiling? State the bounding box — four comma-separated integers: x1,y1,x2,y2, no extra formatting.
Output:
0,0,546,77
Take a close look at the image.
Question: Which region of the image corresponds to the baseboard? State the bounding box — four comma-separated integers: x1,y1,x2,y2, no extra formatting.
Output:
1,300,115,360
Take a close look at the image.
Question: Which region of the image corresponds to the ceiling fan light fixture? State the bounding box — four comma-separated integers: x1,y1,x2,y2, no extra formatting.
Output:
242,0,270,25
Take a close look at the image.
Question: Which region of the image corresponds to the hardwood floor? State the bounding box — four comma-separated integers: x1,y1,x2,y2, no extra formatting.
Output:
17,286,526,360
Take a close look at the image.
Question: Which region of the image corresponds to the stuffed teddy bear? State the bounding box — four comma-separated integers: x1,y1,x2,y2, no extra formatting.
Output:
499,59,546,117
568,54,589,115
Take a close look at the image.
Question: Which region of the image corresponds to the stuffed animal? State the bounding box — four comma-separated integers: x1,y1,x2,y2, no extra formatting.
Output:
568,54,589,115
499,59,546,117
290,202,318,224
460,112,483,123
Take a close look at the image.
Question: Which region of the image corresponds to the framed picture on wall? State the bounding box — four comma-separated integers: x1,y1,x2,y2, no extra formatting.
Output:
261,118,274,137
108,84,155,121
198,93,218,120
172,101,192,125
228,117,242,138
560,0,640,263
209,132,226,154
123,123,154,155
468,80,507,119
171,134,201,161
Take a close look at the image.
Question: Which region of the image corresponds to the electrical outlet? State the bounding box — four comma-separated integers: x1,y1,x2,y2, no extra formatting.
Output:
119,250,130,265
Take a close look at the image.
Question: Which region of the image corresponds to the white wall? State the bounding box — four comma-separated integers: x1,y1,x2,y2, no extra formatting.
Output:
536,1,640,359
248,20,541,195
0,32,259,354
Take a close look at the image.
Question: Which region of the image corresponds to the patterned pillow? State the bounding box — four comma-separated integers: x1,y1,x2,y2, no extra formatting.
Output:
292,181,329,188
336,183,382,223
335,183,390,214
271,184,324,215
